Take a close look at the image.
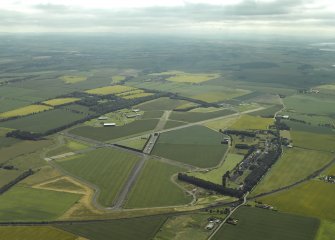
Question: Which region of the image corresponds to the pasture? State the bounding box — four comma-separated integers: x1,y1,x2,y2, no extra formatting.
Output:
152,126,228,168
42,98,80,106
125,159,191,208
169,109,235,123
150,71,220,83
47,138,89,157
85,85,136,95
0,226,79,240
59,75,87,84
57,148,139,206
112,75,126,82
212,207,319,240
0,104,52,119
259,180,335,221
135,97,188,111
316,221,335,240
0,186,80,221
117,136,148,151
190,89,248,103
163,120,186,130
251,148,334,196
70,119,159,142
230,114,274,130
0,109,87,133
190,154,244,184
204,116,239,131
290,131,335,152
57,215,167,240
0,98,31,113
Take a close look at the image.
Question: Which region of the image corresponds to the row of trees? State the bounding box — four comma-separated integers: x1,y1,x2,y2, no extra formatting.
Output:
0,169,34,194
223,129,256,137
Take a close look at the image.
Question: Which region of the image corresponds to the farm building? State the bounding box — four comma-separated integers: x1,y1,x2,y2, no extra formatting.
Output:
103,123,116,127
126,114,141,118
132,109,140,112
98,116,108,120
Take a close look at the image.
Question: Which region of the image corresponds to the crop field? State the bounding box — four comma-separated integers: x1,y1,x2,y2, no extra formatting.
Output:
39,177,84,193
122,92,154,99
59,75,87,84
0,186,81,221
284,94,335,115
70,119,159,142
42,98,81,106
116,136,148,151
204,116,239,131
85,85,137,95
0,104,52,119
175,102,199,110
125,159,191,208
58,215,167,240
251,148,334,196
135,97,188,111
290,131,335,152
249,104,283,118
112,75,126,82
259,180,335,221
212,207,319,240
163,120,187,130
0,226,79,240
142,110,164,119
0,98,31,113
0,169,24,188
62,104,94,115
0,109,87,133
190,153,244,184
47,138,89,157
230,114,274,130
169,109,235,123
154,214,212,240
57,148,139,206
316,221,335,240
283,120,334,135
150,71,220,83
190,89,248,103
152,126,228,168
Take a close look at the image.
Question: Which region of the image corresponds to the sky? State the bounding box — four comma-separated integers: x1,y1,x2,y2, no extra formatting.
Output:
0,0,334,36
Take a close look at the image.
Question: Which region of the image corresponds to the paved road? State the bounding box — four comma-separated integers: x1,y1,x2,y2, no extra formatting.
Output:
208,192,249,240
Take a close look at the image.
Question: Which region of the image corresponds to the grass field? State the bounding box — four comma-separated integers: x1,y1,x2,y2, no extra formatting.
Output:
0,226,79,240
116,136,148,151
154,214,212,240
0,104,52,119
191,90,248,103
169,109,235,123
0,186,80,221
249,104,283,117
152,126,228,168
251,148,334,196
70,119,159,142
163,120,187,130
57,148,139,206
135,97,188,111
230,114,274,130
57,215,167,240
291,131,335,152
85,85,136,95
316,221,335,240
125,159,191,208
112,75,126,82
204,116,239,131
142,110,164,119
0,109,87,133
47,138,89,157
151,71,220,83
259,180,335,221
39,178,84,193
122,92,154,99
42,98,80,106
212,207,319,240
189,154,244,184
60,75,87,84
0,98,31,113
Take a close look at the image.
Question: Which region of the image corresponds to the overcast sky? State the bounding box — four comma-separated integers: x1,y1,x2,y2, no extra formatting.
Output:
0,0,334,36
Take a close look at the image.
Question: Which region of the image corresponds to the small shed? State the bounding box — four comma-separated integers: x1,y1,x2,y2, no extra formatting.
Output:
103,123,116,127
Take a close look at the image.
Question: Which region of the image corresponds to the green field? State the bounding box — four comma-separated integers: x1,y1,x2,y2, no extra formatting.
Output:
169,109,235,123
47,138,89,157
60,75,87,84
71,119,158,142
259,180,335,221
42,98,80,106
135,97,188,111
0,104,52,119
190,153,244,184
316,221,335,240
204,116,239,131
85,85,136,95
57,215,167,240
0,226,79,240
142,110,164,119
40,178,84,192
0,98,31,113
0,109,87,133
249,104,283,117
125,159,191,208
163,120,187,130
291,131,335,152
154,214,212,240
230,114,274,130
152,126,228,168
251,148,334,196
191,89,248,103
151,71,220,83
116,136,148,151
57,148,139,206
212,207,319,240
0,186,80,221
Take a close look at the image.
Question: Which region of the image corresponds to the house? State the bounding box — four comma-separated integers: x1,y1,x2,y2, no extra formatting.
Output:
103,123,116,127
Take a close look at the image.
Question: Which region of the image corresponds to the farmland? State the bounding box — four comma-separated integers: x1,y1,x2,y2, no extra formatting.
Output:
290,131,335,152
60,75,87,84
57,148,139,206
0,186,81,221
42,98,81,106
0,104,52,119
251,148,334,196
135,97,188,111
117,136,148,151
85,85,136,95
150,71,220,83
125,159,191,208
70,119,159,141
169,109,235,123
212,207,319,240
230,114,274,130
316,221,335,240
204,116,239,131
58,215,167,240
0,226,79,240
258,180,335,221
152,126,228,168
